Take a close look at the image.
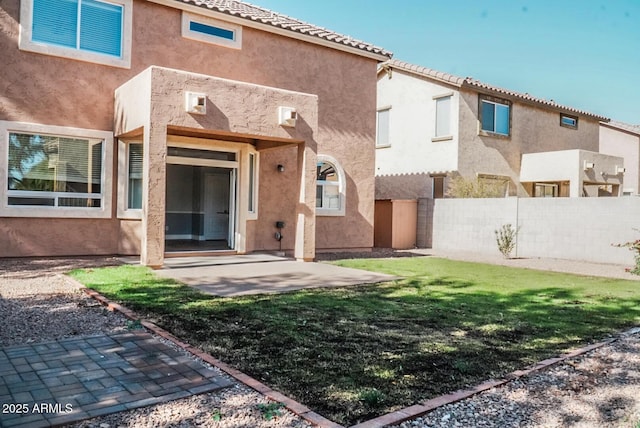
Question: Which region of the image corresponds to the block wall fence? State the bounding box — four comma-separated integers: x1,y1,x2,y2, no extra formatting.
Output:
425,197,640,265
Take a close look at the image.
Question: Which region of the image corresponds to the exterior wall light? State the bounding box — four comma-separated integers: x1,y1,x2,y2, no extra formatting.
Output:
277,164,285,172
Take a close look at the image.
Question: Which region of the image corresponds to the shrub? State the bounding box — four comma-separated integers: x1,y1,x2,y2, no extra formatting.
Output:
447,176,507,198
256,402,285,420
358,388,385,407
613,234,640,275
495,224,519,259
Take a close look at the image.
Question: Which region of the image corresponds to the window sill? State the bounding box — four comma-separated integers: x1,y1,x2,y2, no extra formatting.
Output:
0,205,112,219
316,209,345,217
117,209,142,220
479,130,511,139
19,41,131,69
431,135,453,142
375,144,391,149
560,124,578,130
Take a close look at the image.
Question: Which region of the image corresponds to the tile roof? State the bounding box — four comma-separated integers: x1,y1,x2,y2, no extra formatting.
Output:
382,59,609,121
174,0,392,59
604,121,640,135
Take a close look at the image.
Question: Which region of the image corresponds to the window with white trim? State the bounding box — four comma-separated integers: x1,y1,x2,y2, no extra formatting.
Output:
435,95,452,138
560,114,578,129
376,108,391,147
480,95,510,136
19,0,132,68
182,12,242,49
127,143,142,210
316,155,345,216
1,122,113,219
8,132,103,207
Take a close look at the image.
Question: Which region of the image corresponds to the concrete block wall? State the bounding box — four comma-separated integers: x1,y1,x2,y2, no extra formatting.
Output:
432,198,518,255
417,198,434,248
432,197,640,265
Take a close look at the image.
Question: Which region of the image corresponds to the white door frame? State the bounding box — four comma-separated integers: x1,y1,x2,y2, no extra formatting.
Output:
166,144,239,250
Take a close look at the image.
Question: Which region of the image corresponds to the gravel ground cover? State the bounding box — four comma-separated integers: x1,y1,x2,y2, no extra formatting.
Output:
0,257,311,428
391,329,640,428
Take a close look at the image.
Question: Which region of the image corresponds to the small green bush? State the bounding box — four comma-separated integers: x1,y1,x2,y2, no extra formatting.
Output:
495,224,519,259
256,402,285,420
358,388,385,407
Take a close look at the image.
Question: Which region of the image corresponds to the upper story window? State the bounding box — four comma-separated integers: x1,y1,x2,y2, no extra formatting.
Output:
434,94,452,139
479,95,511,136
19,0,133,68
1,121,114,218
560,114,578,129
316,155,346,216
376,107,391,148
182,12,242,49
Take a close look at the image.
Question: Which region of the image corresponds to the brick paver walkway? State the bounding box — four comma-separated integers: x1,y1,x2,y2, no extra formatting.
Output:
0,331,233,427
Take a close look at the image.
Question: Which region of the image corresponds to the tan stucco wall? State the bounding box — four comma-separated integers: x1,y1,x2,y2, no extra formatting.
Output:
0,218,119,257
0,0,378,257
457,89,600,196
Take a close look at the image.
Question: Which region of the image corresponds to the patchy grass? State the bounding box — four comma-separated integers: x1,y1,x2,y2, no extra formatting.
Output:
69,258,640,425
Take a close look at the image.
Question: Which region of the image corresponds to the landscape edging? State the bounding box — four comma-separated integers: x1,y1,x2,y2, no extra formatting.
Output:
65,276,344,428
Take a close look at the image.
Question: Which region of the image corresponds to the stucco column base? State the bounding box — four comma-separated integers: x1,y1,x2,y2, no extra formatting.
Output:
140,123,168,267
294,142,316,261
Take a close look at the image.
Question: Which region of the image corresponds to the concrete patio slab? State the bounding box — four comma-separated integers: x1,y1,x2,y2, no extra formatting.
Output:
155,257,398,297
0,332,232,427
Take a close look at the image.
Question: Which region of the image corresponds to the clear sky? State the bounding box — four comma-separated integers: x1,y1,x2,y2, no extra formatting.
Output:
255,0,640,124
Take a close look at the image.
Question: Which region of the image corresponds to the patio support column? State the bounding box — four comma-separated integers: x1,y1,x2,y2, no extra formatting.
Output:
294,141,316,261
569,178,582,197
141,122,167,268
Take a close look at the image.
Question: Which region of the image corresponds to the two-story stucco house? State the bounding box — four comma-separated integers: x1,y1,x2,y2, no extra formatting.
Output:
0,0,391,266
600,121,640,196
376,59,624,200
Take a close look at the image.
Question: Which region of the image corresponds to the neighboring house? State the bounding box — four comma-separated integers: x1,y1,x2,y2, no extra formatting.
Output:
0,0,391,266
376,59,623,199
600,121,640,196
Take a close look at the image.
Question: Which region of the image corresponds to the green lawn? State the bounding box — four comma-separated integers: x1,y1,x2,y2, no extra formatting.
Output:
69,257,640,425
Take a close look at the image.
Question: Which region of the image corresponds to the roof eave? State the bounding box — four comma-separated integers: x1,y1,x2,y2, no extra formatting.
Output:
601,121,640,136
148,0,392,61
461,81,609,122
379,61,464,88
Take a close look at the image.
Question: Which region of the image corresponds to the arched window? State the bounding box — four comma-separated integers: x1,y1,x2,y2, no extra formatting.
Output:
316,155,345,216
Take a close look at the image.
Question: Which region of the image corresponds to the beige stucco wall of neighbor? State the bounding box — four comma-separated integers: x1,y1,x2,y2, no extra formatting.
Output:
432,197,639,265
0,0,379,258
520,149,624,197
600,124,640,195
457,89,601,196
